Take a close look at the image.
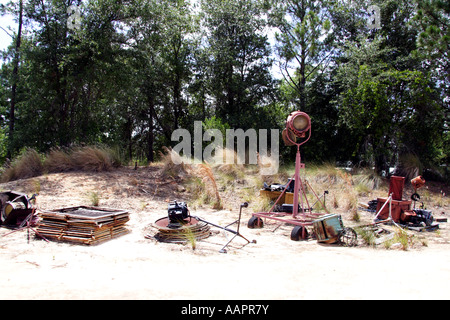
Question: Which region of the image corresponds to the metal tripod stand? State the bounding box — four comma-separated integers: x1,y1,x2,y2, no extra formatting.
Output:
194,202,256,253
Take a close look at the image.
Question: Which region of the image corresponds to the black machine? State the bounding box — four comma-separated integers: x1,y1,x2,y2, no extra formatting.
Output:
409,209,434,226
167,201,190,228
263,179,295,193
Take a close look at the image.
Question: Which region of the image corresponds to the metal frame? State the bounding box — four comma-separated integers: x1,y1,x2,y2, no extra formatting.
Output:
251,128,328,239
195,202,256,253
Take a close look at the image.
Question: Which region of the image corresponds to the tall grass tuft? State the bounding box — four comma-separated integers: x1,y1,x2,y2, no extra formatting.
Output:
1,145,122,182
1,148,44,182
159,146,189,178
196,163,223,209
87,191,100,206
44,148,73,173
70,146,118,172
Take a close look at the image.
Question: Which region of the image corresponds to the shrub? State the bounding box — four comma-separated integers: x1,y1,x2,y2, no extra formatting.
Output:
1,145,122,182
44,148,73,173
70,146,116,172
1,148,43,182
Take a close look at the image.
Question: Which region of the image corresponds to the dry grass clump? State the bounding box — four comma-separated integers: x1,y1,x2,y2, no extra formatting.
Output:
70,146,120,172
44,148,73,173
1,148,44,182
159,146,189,179
394,153,422,181
1,146,122,182
45,146,121,172
352,168,384,195
304,164,374,221
195,163,223,209
159,147,223,209
257,152,280,177
210,147,246,179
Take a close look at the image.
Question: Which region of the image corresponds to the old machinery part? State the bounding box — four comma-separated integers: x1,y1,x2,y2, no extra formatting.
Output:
338,227,358,247
152,201,254,253
167,200,190,228
193,202,256,253
251,110,328,243
0,191,36,226
153,216,211,243
287,111,311,137
282,111,311,146
411,175,426,190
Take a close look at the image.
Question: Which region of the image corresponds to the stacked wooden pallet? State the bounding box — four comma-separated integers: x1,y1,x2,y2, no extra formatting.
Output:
36,206,130,245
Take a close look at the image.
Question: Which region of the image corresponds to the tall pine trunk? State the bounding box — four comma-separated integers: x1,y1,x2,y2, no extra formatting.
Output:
8,0,23,158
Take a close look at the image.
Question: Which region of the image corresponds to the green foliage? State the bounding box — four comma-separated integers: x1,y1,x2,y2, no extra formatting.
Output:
332,0,447,174
268,0,333,110
201,0,276,129
202,116,230,144
0,0,447,181
413,0,450,88
0,127,7,162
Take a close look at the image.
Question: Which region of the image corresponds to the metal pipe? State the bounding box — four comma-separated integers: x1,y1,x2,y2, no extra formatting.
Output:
373,194,392,221
192,202,254,253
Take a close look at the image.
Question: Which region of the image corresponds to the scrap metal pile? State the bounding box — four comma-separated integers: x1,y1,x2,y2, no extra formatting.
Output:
36,206,130,245
363,175,441,231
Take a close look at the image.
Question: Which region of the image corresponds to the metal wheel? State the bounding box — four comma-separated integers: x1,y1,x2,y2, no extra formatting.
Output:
290,225,309,241
338,227,357,247
248,216,264,229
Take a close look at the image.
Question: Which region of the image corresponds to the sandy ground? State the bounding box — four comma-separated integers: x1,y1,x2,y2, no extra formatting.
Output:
0,167,449,300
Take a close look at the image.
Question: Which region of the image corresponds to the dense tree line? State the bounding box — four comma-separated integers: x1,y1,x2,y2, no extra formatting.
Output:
0,0,448,178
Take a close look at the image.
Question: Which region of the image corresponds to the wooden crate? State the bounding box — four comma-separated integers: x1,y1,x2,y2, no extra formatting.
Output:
259,189,294,204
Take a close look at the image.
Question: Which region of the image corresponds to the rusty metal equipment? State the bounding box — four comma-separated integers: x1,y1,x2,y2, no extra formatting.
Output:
150,200,211,244
372,175,439,231
249,111,328,240
0,191,36,226
1,191,49,243
260,180,294,206
375,176,411,222
152,216,212,243
193,202,256,253
151,201,255,253
36,206,130,245
411,175,426,191
410,175,426,209
312,214,357,246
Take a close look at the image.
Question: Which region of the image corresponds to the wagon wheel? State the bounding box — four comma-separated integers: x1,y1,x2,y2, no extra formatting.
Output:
338,227,357,247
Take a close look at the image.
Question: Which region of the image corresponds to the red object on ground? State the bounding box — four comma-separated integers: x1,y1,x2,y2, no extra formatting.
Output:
388,176,405,201
375,198,411,222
